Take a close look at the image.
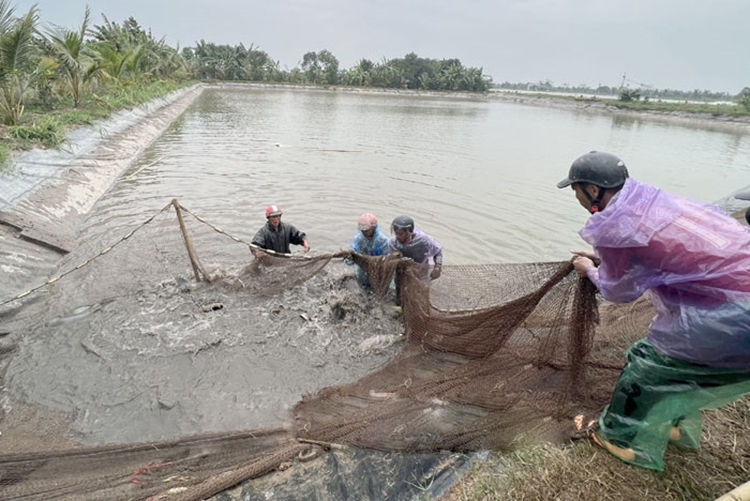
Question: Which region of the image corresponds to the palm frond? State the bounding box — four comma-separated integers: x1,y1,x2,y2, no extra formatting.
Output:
0,6,39,79
78,5,90,42
0,0,15,36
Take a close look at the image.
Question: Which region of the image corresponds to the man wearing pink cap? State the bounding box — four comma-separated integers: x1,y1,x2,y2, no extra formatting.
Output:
348,213,390,288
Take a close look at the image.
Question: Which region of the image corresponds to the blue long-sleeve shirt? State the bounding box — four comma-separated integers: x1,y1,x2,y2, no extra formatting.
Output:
350,226,390,257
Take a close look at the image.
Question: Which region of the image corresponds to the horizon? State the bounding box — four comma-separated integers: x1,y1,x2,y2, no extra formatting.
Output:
9,0,750,95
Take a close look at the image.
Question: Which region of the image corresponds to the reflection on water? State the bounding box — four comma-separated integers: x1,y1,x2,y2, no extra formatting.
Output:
99,87,750,266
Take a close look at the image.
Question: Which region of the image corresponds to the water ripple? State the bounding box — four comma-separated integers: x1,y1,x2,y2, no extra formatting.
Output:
83,87,750,265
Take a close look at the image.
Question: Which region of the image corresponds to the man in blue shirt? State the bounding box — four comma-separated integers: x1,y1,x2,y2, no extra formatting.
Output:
348,213,390,288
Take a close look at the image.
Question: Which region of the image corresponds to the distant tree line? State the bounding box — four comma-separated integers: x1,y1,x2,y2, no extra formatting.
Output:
739,88,750,110
4,0,747,133
496,80,747,105
182,45,492,92
0,0,492,127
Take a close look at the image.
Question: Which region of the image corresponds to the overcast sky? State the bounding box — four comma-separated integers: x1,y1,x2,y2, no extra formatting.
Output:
11,0,750,94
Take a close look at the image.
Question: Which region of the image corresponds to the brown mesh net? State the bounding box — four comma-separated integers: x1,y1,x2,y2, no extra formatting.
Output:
293,259,607,453
0,207,655,501
213,253,336,295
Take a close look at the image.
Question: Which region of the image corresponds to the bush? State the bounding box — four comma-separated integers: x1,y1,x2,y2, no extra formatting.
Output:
738,87,750,111
618,88,642,102
8,122,64,147
0,142,9,169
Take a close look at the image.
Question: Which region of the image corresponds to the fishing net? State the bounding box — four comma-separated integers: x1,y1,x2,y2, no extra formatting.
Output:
0,203,654,500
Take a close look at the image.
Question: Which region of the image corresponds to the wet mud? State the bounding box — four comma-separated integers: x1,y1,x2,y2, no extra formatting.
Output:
5,263,404,444
1,86,208,453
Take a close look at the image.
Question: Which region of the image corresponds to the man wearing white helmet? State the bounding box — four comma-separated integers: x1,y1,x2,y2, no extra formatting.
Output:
251,205,310,256
347,213,391,288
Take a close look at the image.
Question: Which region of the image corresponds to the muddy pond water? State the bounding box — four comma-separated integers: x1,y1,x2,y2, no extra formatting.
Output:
5,86,750,446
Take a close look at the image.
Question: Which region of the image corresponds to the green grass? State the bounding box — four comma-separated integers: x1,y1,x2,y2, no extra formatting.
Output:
0,141,8,170
7,120,64,147
0,79,192,170
443,398,750,501
609,100,748,116
91,80,187,110
496,91,750,117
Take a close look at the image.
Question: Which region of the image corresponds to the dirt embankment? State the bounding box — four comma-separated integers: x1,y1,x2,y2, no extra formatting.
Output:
487,91,750,130
218,82,750,133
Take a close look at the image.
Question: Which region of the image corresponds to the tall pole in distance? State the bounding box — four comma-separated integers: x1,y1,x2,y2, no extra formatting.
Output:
172,198,202,282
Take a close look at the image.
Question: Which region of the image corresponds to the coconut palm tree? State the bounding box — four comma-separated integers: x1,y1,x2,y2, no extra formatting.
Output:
0,2,40,124
46,6,99,107
151,42,187,80
0,0,14,34
89,40,130,82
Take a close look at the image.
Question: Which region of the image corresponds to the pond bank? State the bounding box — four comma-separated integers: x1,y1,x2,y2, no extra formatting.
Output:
488,90,750,131
0,83,205,451
215,82,750,132
0,84,204,304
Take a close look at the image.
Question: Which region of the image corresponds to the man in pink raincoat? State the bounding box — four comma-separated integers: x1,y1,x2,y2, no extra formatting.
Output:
559,151,750,471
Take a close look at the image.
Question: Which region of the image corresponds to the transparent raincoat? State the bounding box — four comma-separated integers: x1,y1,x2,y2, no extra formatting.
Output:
581,178,750,368
348,225,390,287
388,228,443,266
579,178,750,470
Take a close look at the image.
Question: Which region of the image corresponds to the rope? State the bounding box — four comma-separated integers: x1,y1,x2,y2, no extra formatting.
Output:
180,206,294,258
0,203,173,307
0,201,354,308
181,206,351,261
169,442,307,501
